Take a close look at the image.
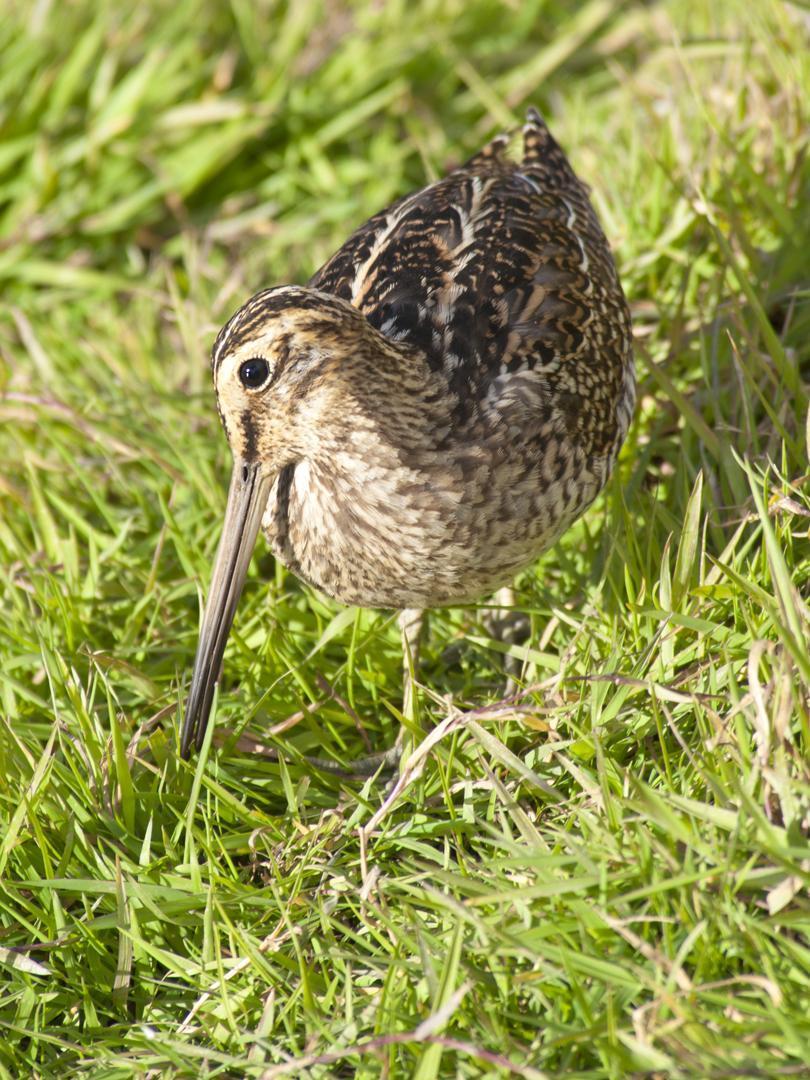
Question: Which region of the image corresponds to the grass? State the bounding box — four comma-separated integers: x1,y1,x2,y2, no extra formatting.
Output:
1,0,809,1075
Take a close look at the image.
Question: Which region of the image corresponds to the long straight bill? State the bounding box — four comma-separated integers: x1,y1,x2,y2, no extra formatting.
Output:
180,461,272,758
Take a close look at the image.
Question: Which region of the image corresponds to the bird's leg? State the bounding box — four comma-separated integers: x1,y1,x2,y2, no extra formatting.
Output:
484,585,531,696
299,609,424,783
377,607,424,777
399,607,424,723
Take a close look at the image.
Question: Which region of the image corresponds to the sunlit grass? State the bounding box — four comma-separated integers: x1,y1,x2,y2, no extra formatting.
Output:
1,0,809,1075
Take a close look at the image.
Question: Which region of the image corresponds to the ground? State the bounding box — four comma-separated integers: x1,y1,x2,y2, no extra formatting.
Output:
1,0,809,1076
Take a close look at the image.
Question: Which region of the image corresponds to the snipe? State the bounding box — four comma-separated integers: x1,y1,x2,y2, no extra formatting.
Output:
180,108,635,759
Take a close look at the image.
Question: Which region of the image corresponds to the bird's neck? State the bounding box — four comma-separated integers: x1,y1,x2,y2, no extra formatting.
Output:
298,331,455,466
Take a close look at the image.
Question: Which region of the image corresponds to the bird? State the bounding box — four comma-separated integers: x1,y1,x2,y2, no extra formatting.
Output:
180,107,635,760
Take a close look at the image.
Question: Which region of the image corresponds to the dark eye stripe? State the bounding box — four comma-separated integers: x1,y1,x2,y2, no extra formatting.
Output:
239,358,271,388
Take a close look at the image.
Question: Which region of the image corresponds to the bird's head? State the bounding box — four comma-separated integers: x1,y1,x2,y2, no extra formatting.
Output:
180,285,384,757
210,285,371,463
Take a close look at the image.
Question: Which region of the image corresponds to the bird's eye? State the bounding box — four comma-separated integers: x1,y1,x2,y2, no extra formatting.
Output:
239,358,271,389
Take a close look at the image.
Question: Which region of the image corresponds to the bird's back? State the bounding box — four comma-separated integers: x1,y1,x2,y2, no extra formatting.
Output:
310,108,634,463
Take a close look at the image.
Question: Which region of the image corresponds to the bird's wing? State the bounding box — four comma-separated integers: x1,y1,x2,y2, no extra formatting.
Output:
310,110,632,451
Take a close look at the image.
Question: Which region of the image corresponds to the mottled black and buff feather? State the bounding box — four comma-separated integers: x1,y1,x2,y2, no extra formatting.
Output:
181,108,635,758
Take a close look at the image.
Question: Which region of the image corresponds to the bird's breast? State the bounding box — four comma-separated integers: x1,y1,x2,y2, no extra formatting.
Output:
259,436,605,610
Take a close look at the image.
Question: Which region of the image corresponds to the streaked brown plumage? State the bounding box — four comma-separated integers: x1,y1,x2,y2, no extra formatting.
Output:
181,108,635,758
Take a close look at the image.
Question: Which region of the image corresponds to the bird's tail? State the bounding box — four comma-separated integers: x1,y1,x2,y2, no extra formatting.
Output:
463,107,584,191
521,106,583,189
